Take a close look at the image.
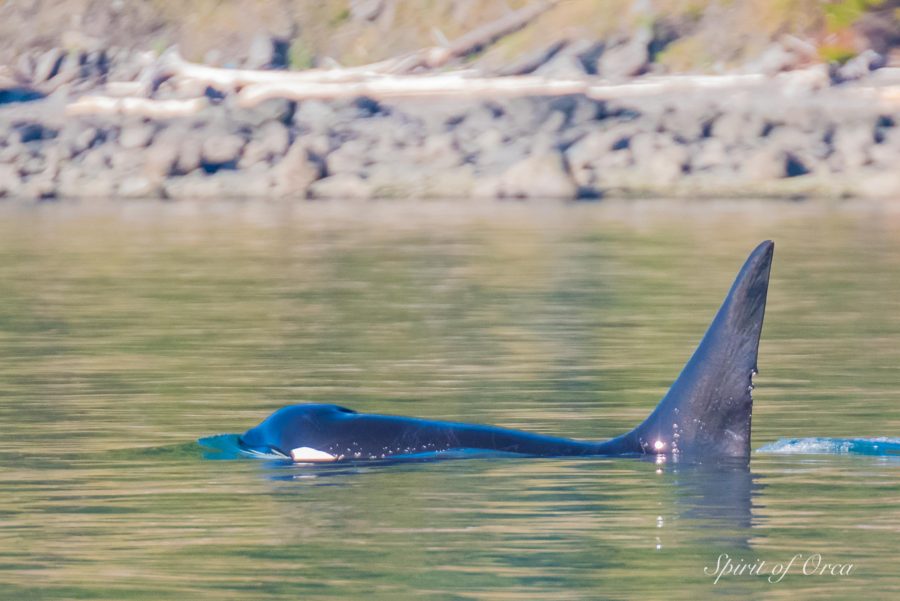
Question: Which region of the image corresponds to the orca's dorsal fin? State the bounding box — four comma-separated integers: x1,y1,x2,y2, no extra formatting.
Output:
618,241,774,458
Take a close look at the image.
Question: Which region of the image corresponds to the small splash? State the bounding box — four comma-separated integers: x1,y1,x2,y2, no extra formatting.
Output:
197,433,289,460
757,437,900,457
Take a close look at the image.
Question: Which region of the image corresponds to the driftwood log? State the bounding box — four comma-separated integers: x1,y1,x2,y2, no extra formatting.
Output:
233,72,823,106
155,0,558,91
61,70,899,120
65,95,209,118
236,74,587,105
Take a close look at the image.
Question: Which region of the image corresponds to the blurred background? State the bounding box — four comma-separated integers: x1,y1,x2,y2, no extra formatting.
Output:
1,0,900,201
3,0,900,72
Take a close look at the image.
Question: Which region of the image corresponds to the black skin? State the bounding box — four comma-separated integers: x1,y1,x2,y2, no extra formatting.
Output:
239,241,774,463
239,404,627,460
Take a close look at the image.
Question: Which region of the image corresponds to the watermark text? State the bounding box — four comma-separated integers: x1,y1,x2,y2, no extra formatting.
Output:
704,553,854,584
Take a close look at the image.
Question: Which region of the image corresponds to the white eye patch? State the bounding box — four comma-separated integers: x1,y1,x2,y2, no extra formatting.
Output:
290,447,338,463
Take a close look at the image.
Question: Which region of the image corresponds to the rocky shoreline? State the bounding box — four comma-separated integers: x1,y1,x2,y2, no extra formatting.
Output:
2,53,900,201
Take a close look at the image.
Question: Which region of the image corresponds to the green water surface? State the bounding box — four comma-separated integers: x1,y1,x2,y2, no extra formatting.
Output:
0,199,897,600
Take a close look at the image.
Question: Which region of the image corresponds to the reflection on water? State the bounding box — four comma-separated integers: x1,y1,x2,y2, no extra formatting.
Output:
0,199,899,599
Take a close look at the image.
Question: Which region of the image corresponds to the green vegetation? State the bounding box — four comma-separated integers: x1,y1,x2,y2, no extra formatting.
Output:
1,0,897,71
287,40,314,70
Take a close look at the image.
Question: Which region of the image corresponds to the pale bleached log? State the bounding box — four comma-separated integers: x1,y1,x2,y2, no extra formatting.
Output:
156,0,558,90
65,70,865,117
875,86,900,107
237,74,588,105
158,48,398,90
103,81,151,97
65,95,209,118
586,74,768,99
236,72,782,105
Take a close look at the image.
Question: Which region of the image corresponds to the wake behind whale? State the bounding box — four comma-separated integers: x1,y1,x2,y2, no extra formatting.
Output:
758,437,900,457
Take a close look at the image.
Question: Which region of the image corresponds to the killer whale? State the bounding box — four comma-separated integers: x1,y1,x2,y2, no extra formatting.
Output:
238,241,774,463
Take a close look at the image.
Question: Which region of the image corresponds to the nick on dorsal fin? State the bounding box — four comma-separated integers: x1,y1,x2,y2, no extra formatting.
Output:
609,240,774,458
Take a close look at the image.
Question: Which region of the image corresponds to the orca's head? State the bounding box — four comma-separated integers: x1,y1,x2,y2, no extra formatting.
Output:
238,404,357,460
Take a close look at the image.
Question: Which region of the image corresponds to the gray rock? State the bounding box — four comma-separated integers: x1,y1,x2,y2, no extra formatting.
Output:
533,52,589,78
118,175,161,198
294,100,338,132
645,143,689,184
471,175,503,199
565,129,619,188
57,167,117,198
108,146,142,173
549,95,603,129
163,174,225,199
119,122,155,150
239,121,290,168
60,125,100,159
33,48,65,83
0,164,21,197
870,127,900,167
711,110,765,148
831,124,874,170
232,98,295,127
856,171,900,198
201,133,245,168
164,171,272,199
366,163,477,198
271,142,322,197
415,133,461,169
750,43,803,76
20,175,56,200
17,153,46,177
595,141,634,174
245,34,279,70
0,141,25,165
142,128,184,177
308,174,373,199
52,52,81,87
777,103,828,134
524,39,596,77
60,31,103,54
627,132,655,164
489,40,570,76
175,136,203,175
15,53,36,81
79,147,113,171
659,102,717,143
475,140,529,174
629,132,690,184
326,139,372,176
42,145,62,180
496,151,577,198
869,142,898,169
298,133,332,161
743,146,789,180
833,49,885,83
351,0,384,21
598,27,651,79
107,49,146,82
691,138,730,172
